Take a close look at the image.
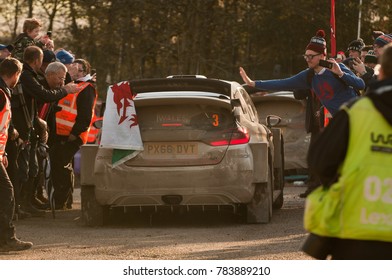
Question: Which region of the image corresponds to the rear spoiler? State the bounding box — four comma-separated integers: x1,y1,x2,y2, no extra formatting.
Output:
129,78,232,97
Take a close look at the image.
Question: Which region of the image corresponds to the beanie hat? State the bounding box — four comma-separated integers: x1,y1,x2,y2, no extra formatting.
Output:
43,50,56,63
364,50,377,64
374,34,392,48
56,49,74,64
372,31,384,40
347,38,365,52
306,30,326,55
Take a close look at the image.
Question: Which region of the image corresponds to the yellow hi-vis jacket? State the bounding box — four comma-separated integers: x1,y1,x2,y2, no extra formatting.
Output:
304,97,392,242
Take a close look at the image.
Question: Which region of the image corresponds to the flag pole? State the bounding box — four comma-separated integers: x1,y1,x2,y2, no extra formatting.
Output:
357,0,363,38
330,0,336,57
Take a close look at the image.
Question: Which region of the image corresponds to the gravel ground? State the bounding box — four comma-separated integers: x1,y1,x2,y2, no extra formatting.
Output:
0,182,312,260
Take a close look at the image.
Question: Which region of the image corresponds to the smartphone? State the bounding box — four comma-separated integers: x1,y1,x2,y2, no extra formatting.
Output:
319,59,333,69
347,57,355,68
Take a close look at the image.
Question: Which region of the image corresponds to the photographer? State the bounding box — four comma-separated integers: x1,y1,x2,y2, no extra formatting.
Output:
343,38,374,91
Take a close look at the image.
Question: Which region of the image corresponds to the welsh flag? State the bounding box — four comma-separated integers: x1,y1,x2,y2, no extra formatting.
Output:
99,81,143,167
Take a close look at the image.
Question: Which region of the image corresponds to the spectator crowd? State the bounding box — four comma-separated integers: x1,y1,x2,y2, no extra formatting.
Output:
240,29,392,259
0,16,391,258
0,18,98,252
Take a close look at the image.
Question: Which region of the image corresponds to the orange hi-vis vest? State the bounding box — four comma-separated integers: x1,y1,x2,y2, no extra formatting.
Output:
55,82,97,144
86,114,102,144
0,89,11,158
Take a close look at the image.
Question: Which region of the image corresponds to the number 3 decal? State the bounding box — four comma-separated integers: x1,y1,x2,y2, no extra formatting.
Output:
212,114,219,126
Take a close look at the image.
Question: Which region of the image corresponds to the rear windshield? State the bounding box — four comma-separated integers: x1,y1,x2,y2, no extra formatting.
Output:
136,104,234,132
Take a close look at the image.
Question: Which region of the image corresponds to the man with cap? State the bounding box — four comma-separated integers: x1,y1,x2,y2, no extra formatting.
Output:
240,30,365,198
373,33,392,59
0,44,14,62
240,30,364,117
346,38,365,60
364,50,377,69
359,33,392,82
55,49,77,84
344,38,375,90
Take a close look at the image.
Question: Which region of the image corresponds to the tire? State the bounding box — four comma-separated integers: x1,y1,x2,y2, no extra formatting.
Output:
273,191,284,210
81,185,108,226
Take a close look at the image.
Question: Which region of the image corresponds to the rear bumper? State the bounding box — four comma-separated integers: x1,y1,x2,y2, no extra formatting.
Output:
93,146,257,206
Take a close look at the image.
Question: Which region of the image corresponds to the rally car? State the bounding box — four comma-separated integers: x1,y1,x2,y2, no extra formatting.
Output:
80,76,285,226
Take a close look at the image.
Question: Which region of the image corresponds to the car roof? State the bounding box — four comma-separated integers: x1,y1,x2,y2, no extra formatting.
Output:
129,78,240,98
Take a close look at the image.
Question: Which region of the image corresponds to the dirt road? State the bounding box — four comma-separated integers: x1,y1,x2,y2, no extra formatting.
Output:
0,184,312,260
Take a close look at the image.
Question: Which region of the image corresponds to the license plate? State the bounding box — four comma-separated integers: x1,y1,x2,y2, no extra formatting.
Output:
145,142,198,156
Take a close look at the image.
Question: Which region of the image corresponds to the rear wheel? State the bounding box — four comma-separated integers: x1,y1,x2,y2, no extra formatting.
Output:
81,185,109,226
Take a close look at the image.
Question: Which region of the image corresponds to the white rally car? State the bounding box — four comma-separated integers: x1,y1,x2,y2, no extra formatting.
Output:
80,76,285,226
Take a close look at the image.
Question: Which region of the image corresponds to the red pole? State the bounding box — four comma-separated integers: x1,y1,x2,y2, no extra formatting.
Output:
330,0,336,57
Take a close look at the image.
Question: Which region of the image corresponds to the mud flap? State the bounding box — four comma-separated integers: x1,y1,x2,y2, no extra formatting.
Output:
80,144,99,185
246,182,272,224
249,142,268,183
81,184,108,226
271,128,283,169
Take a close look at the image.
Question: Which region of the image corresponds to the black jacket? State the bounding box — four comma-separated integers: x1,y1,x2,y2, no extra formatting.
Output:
293,89,321,134
308,78,392,188
70,81,96,138
12,63,67,141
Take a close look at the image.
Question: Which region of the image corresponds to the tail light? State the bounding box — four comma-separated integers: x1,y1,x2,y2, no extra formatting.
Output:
207,127,250,146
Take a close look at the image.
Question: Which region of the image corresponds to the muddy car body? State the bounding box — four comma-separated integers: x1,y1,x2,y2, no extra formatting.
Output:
81,77,285,226
250,91,310,173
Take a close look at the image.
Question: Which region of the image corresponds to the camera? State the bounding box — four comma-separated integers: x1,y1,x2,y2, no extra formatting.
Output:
47,31,52,38
319,59,333,69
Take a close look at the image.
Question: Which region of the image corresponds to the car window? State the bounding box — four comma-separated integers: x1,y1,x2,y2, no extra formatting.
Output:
240,88,259,123
136,104,235,134
234,88,256,122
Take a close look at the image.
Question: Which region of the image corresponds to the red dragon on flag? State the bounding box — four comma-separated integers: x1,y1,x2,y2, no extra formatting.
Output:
111,82,138,128
99,81,144,167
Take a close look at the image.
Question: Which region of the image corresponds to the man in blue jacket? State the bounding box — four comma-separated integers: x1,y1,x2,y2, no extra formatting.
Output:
240,30,365,116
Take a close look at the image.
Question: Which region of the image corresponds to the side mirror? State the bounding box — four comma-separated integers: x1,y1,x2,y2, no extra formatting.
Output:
266,115,281,128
